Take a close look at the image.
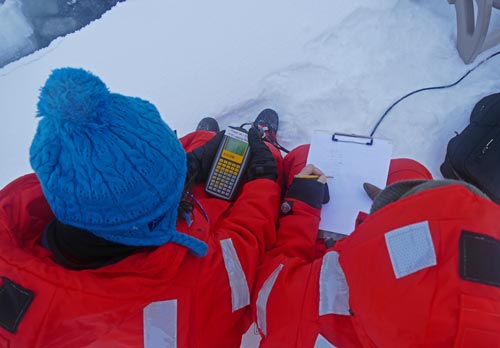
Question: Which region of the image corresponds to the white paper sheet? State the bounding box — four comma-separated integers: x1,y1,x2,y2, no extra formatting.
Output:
307,131,393,235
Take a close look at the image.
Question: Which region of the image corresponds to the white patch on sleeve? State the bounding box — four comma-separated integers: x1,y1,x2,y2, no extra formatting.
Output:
315,334,337,348
143,299,177,348
385,220,437,279
256,264,284,336
319,251,350,316
220,238,250,311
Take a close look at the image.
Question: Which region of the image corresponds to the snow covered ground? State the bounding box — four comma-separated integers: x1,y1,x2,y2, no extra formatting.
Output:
2,0,500,189
1,0,500,345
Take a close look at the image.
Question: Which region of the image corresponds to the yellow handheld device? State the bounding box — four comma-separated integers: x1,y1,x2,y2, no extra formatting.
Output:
205,126,250,200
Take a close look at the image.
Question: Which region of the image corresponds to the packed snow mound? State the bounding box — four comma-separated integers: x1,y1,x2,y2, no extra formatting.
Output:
1,0,500,190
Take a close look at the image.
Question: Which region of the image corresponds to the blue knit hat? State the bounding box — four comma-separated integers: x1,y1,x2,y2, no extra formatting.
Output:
30,68,207,256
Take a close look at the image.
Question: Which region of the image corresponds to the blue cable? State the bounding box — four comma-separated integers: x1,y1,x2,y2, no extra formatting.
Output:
369,50,500,137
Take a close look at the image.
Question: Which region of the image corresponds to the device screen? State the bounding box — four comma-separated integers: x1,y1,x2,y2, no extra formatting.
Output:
221,137,248,164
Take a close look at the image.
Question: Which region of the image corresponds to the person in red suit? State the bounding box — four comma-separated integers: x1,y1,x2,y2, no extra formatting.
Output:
252,144,500,348
0,67,282,348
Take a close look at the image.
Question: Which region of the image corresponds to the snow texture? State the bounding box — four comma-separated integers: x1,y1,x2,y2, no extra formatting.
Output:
2,0,500,189
2,0,500,192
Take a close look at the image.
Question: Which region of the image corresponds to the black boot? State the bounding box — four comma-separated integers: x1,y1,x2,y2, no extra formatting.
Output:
253,108,279,145
196,117,220,132
252,108,289,153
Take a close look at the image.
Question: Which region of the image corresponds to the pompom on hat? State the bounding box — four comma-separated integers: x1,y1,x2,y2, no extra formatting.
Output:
30,67,207,256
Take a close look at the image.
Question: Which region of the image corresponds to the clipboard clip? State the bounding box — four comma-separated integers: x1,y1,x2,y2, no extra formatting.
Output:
332,132,373,146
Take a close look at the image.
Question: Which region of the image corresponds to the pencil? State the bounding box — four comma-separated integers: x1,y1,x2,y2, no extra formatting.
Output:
295,175,333,179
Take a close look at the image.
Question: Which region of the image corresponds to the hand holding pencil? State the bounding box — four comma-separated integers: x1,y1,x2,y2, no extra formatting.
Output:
294,164,330,184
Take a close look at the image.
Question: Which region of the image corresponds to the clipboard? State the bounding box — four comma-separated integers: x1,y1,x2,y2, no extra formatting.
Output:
307,130,393,235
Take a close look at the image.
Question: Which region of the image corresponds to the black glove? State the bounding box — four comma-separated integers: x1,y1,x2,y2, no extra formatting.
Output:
186,131,225,183
286,179,330,209
246,127,278,181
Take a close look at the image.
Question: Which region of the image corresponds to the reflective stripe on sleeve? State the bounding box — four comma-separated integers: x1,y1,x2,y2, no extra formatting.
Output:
256,264,284,336
319,251,350,316
385,220,437,279
143,299,177,348
315,334,338,348
220,238,250,311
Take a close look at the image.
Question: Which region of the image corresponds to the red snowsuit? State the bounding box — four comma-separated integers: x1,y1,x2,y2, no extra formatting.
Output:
0,131,282,348
252,145,500,348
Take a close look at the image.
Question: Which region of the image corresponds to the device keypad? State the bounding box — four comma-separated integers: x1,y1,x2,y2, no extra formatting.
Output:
207,159,241,197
